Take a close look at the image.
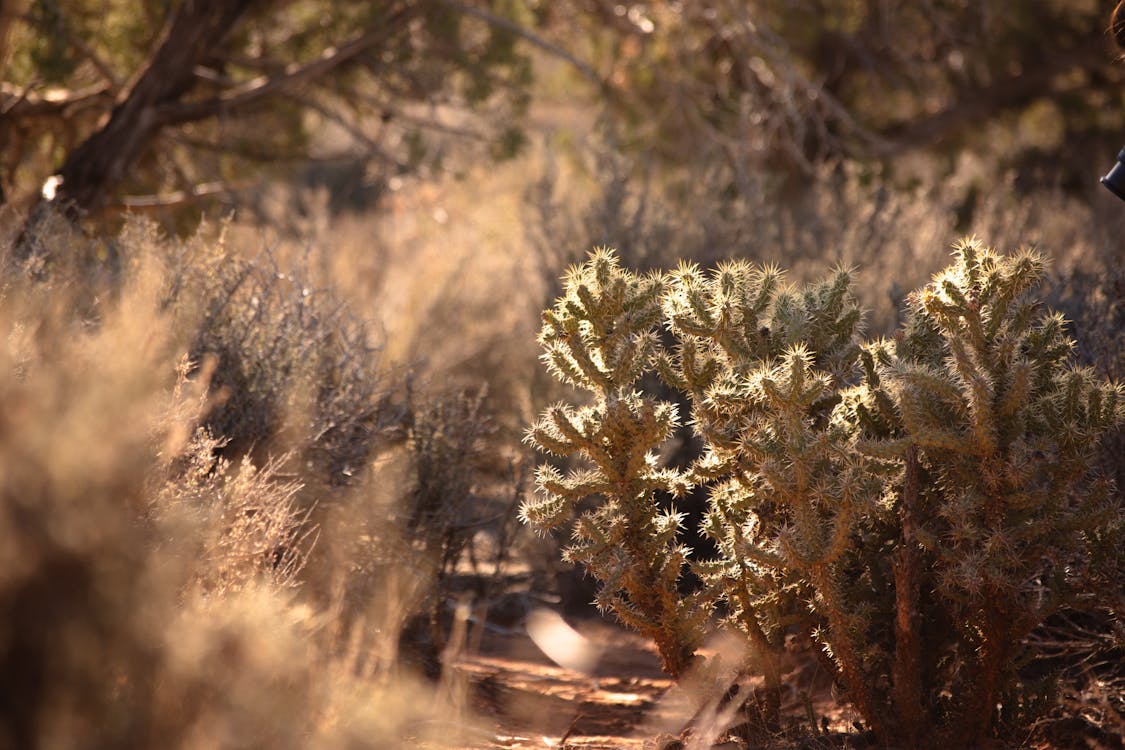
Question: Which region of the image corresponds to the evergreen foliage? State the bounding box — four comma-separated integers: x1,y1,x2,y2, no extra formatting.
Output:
2,0,534,228
525,242,1124,746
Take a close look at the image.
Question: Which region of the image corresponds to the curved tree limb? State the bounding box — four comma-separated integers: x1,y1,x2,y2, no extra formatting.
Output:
27,0,264,226
157,5,415,126
14,0,421,256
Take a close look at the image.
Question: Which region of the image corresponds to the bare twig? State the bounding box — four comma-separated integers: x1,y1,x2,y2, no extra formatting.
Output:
0,82,112,118
170,132,398,169
106,180,255,211
281,91,384,152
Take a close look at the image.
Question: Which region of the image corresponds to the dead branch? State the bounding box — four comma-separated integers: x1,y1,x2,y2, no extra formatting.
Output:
106,180,255,211
0,82,113,118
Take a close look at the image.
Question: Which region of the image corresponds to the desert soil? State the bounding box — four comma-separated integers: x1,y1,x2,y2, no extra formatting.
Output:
450,615,855,750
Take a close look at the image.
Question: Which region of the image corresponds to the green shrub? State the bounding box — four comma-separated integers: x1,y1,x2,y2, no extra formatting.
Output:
525,242,1124,746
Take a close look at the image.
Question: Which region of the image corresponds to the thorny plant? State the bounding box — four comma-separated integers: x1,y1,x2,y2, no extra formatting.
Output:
524,242,1123,747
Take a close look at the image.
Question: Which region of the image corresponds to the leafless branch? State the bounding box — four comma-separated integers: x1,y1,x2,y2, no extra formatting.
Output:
173,129,408,180
278,92,412,171
282,91,383,153
106,180,255,211
1,81,113,118
382,107,489,142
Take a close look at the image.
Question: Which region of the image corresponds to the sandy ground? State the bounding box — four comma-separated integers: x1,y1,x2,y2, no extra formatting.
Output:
447,614,863,750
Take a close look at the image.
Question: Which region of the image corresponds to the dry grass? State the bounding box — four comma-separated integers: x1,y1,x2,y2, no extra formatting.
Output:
0,216,505,749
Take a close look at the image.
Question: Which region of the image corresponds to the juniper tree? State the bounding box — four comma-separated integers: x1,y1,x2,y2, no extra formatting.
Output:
522,249,708,677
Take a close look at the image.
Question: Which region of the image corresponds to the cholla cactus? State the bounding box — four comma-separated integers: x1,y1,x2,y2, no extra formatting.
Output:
662,262,873,726
522,249,707,676
526,242,1122,745
851,239,1125,745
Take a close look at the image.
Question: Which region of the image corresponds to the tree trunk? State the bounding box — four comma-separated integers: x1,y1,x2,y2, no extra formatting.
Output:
15,0,259,256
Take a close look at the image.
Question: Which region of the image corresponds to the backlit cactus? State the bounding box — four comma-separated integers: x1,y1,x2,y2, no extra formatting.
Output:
526,243,1123,745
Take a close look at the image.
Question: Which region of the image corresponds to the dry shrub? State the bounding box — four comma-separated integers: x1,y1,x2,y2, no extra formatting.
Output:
146,218,402,487
0,251,180,750
1024,609,1125,749
0,219,475,750
405,387,495,577
524,139,950,333
156,426,312,596
398,387,502,656
524,133,1125,338
314,384,527,672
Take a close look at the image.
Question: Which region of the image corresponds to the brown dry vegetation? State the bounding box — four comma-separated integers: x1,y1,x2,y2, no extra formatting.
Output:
2,4,1125,748
1,140,1121,748
0,212,481,749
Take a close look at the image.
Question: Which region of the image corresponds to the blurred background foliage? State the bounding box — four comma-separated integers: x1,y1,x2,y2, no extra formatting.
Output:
580,1,1121,179
1,0,535,227
3,1,1123,220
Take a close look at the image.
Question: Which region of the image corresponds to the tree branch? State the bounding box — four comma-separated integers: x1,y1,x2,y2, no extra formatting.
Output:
169,131,390,167
277,91,411,171
283,91,384,153
1,82,113,118
14,0,263,252
441,0,606,90
157,5,415,126
64,24,123,92
106,180,254,211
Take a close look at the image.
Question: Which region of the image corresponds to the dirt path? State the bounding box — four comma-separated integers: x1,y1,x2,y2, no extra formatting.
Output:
450,614,852,750
446,612,1124,750
454,618,672,749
